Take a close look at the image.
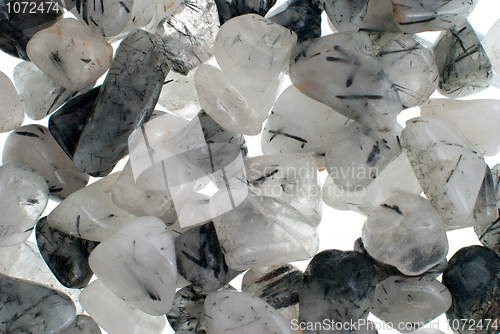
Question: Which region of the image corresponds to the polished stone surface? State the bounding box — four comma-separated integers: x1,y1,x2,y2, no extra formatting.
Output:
60,315,102,334
215,0,276,25
0,71,24,133
158,68,201,120
483,18,500,75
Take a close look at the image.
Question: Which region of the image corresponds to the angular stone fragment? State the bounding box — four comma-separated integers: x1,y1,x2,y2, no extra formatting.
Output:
61,315,101,334
27,19,113,91
0,273,76,333
3,125,90,199
204,290,294,334
158,68,201,119
401,117,486,229
73,29,168,174
483,18,500,75
362,192,449,276
0,71,24,133
371,276,452,333
214,0,276,25
289,31,402,132
434,19,492,97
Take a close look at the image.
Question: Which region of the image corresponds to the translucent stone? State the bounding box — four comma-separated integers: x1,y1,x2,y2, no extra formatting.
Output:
289,31,402,132
48,173,137,242
214,0,276,25
245,153,322,226
204,290,294,334
371,276,452,333
0,71,24,133
401,117,486,229
3,125,90,199
433,19,492,98
27,18,113,91
362,192,449,276
0,161,49,247
71,0,132,37
80,280,166,334
474,167,500,254
465,166,498,228
60,315,101,334
420,99,500,157
483,18,500,75
158,68,201,119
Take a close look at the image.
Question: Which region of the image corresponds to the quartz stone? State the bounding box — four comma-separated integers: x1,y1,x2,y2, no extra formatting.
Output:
241,264,302,322
27,18,113,91
245,153,322,226
80,279,166,334
483,18,500,75
378,33,438,109
475,217,500,257
204,290,294,334
299,250,377,330
0,0,63,59
212,191,319,270
371,276,452,333
0,161,49,247
466,166,498,227
433,19,492,98
36,217,98,289
391,0,477,34
214,0,276,25
158,68,201,120
155,0,219,75
420,99,500,157
89,216,177,316
73,29,168,174
175,221,241,293
261,84,350,170
443,245,500,334
3,125,90,199
48,173,137,242
362,192,449,276
325,122,402,191
289,31,402,132
401,117,486,229
0,71,24,133
0,273,76,333
60,315,101,334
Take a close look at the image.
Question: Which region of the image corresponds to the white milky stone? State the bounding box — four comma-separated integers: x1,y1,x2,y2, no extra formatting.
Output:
322,153,422,215
60,314,101,334
71,0,132,37
158,68,201,119
362,192,449,276
372,276,452,333
89,216,177,315
401,117,486,229
0,161,49,247
204,290,294,334
27,18,113,91
483,18,500,75
0,71,24,133
245,153,322,226
420,99,500,157
80,280,166,334
214,14,297,120
212,191,319,270
48,172,137,242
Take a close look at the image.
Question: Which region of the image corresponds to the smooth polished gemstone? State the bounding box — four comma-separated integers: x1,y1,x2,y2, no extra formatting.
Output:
475,216,500,257
27,18,113,91
483,18,500,75
0,71,24,133
214,0,276,25
71,0,132,37
466,166,498,227
60,315,101,334
158,68,201,120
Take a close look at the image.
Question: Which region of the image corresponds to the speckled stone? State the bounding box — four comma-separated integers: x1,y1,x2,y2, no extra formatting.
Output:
0,71,24,133
60,315,101,334
214,0,276,25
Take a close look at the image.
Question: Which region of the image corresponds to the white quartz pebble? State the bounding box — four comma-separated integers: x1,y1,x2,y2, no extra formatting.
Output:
0,71,24,133
158,68,201,120
483,18,500,75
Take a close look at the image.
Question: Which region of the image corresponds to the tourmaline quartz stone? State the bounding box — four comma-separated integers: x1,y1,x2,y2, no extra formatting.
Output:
289,31,402,132
3,125,90,198
0,71,24,133
475,217,500,257
371,276,452,333
299,250,377,331
433,19,492,97
158,69,201,120
0,273,76,333
26,19,113,91
73,29,168,174
214,0,276,25
204,290,294,334
36,217,98,289
401,117,486,229
466,166,498,227
362,192,449,276
443,246,500,334
60,315,101,334
483,18,500,75
0,161,49,247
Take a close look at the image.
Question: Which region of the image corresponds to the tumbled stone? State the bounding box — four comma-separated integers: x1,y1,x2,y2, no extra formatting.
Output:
61,315,101,334
158,68,201,119
73,29,168,174
48,173,137,241
466,166,498,227
155,0,219,75
205,290,293,334
0,161,49,247
0,273,76,333
215,0,276,25
36,217,98,288
80,279,166,334
434,19,492,97
245,153,322,226
401,117,486,229
175,222,241,293
27,18,113,91
71,0,132,37
475,218,500,257
443,245,500,334
371,276,452,333
289,31,402,132
483,18,500,75
0,71,24,133
3,125,90,198
362,192,449,276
